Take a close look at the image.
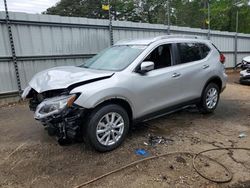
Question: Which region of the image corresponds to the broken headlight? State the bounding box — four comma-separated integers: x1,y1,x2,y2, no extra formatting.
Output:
34,95,77,120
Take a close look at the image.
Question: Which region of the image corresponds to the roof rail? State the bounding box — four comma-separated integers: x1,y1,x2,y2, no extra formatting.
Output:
153,35,201,41
114,35,204,46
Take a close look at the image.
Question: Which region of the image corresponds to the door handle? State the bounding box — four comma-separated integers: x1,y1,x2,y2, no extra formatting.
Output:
203,64,209,69
172,73,181,78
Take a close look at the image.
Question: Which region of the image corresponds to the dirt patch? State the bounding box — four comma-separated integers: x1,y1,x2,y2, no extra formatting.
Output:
0,73,250,188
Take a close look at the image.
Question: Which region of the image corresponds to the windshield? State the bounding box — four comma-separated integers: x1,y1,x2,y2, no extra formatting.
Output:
80,45,146,71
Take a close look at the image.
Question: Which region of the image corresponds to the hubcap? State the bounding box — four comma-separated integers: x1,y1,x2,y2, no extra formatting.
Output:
96,112,124,146
206,88,218,109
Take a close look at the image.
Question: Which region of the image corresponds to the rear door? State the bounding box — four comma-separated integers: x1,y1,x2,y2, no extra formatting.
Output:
172,42,212,101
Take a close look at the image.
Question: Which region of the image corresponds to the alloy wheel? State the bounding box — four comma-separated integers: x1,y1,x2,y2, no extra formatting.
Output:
96,112,125,146
206,88,218,109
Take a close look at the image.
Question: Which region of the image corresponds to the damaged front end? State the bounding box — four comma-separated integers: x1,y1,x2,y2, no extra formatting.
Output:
24,88,85,145
21,66,115,145
22,66,114,144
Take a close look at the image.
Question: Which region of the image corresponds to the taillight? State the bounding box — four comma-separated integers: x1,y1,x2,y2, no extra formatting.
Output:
220,53,225,64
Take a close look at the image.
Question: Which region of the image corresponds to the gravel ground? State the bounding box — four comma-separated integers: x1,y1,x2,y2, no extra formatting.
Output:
0,71,249,188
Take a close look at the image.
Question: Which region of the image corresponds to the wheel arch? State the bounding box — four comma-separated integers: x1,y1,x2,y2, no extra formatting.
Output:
93,97,133,123
203,76,222,94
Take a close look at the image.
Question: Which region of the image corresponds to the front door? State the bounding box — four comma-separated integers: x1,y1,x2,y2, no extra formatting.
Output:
130,43,185,118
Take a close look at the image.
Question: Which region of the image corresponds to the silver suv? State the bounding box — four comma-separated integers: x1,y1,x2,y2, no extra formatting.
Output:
22,35,227,151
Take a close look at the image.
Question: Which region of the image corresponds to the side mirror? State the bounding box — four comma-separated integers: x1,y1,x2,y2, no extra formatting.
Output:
139,61,154,74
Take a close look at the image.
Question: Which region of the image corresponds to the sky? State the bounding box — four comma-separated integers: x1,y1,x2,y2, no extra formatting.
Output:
0,0,59,14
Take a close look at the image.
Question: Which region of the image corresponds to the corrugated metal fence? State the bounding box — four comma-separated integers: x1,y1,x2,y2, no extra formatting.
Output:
1,11,250,98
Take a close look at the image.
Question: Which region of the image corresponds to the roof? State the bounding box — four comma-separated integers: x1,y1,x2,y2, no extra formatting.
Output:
115,35,203,46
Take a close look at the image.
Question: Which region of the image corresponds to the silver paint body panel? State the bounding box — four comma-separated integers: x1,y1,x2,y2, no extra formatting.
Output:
26,36,227,120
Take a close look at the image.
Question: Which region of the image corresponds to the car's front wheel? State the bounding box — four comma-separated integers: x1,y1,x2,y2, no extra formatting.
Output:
197,83,220,114
84,104,129,152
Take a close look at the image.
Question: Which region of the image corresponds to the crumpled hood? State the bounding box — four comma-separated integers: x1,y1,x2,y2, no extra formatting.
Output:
29,66,114,93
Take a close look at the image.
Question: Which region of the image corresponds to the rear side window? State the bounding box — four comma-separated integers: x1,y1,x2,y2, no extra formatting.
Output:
177,43,202,64
199,43,211,58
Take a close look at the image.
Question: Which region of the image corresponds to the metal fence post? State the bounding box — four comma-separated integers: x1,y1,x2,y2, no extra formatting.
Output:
108,0,114,46
234,34,238,67
207,1,211,40
234,10,239,67
4,0,22,96
167,0,170,35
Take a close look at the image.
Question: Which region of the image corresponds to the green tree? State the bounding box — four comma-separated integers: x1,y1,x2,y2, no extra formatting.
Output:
44,0,250,34
44,0,138,20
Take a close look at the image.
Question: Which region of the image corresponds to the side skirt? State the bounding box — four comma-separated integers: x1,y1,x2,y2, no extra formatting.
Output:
133,98,201,124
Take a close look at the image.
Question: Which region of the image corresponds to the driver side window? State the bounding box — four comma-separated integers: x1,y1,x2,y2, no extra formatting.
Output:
144,44,172,69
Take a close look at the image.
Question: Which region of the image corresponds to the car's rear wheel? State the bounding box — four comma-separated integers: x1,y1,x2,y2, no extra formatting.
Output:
197,83,220,114
84,104,129,152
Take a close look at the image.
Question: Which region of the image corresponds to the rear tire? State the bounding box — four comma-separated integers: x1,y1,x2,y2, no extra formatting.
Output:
197,83,220,114
84,104,129,152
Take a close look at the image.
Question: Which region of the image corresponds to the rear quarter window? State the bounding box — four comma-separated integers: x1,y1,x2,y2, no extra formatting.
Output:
177,42,211,64
177,43,202,64
199,43,211,58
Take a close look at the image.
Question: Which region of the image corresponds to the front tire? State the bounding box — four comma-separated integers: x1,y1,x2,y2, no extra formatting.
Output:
84,104,129,152
197,83,220,114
